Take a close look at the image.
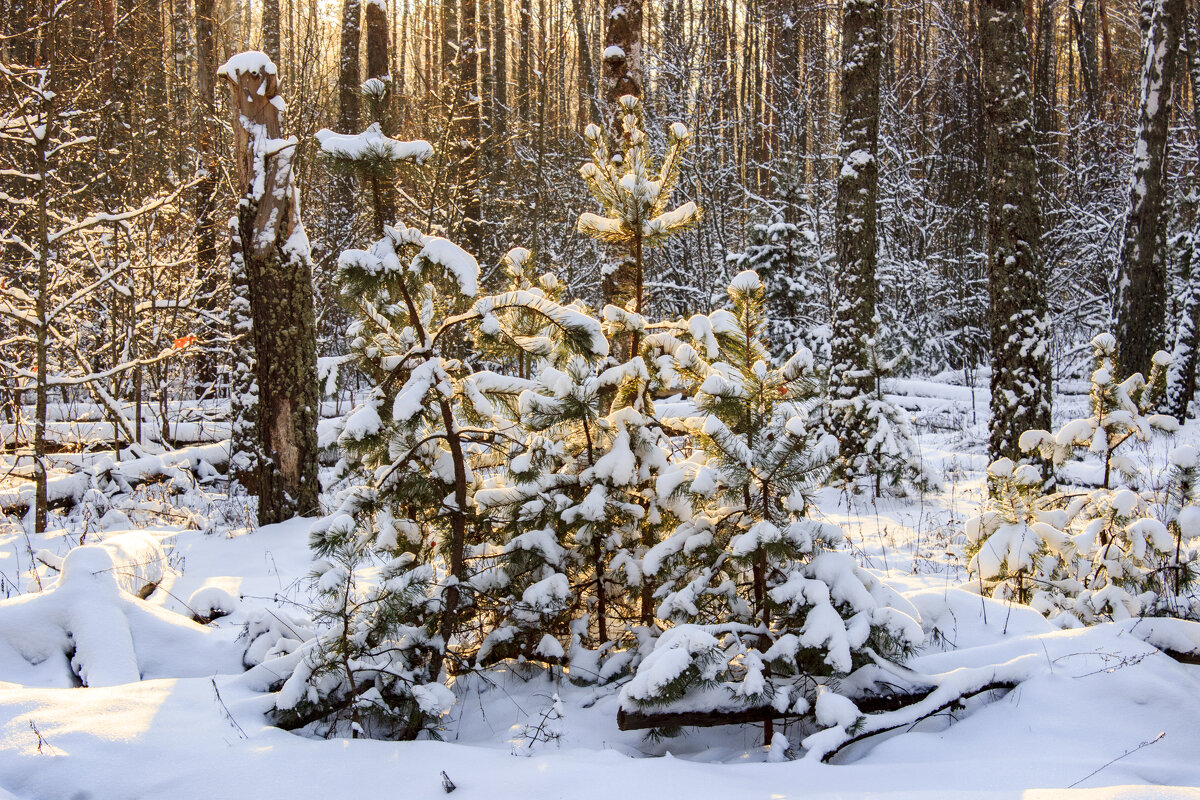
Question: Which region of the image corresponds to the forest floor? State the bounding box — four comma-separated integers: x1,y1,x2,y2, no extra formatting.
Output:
1,377,1200,799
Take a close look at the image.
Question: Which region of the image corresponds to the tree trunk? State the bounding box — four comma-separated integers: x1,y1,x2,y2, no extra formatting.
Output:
33,85,50,536
602,0,643,119
600,0,645,322
195,0,219,273
366,0,388,81
1114,0,1185,379
980,0,1054,460
457,0,482,255
571,0,598,125
492,0,509,141
329,0,362,261
1166,10,1200,420
517,0,532,122
223,55,321,525
830,0,884,481
1033,0,1058,172
339,0,363,134
262,0,281,60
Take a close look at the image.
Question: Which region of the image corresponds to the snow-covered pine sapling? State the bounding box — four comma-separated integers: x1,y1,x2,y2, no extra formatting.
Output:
1020,333,1177,490
834,328,929,497
985,333,1193,623
475,351,674,671
965,458,1073,606
1060,486,1177,622
276,489,450,739
577,95,700,356
726,217,827,364
305,226,607,737
625,270,922,740
315,99,433,237
1154,446,1200,616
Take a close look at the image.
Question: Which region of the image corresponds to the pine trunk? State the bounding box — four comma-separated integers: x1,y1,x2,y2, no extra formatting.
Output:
366,0,388,81
830,0,883,481
602,0,643,118
195,0,219,274
601,0,645,320
457,0,482,255
1114,0,1184,379
980,0,1053,460
262,0,281,60
1166,10,1200,420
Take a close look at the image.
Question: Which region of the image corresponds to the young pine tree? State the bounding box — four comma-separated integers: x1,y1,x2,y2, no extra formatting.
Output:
726,218,826,364
623,271,922,739
577,94,700,357
277,223,608,738
968,334,1194,624
964,457,1074,606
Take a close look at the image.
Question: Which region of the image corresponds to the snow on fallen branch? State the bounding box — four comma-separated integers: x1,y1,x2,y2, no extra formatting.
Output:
618,652,1038,765
0,441,229,516
1116,617,1200,664
801,654,1040,763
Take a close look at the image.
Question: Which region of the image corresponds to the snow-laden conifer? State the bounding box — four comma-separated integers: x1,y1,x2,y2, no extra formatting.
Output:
277,220,608,737
623,270,922,738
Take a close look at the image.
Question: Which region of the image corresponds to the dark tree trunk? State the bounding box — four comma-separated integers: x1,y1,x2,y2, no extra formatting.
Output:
517,0,531,121
980,0,1053,459
602,0,643,118
491,0,509,142
830,0,883,478
1166,9,1200,420
600,0,645,319
223,56,321,524
571,0,598,124
262,0,281,60
1033,0,1058,172
456,0,482,255
330,0,362,257
195,0,219,275
339,0,363,134
1114,0,1185,379
366,0,388,81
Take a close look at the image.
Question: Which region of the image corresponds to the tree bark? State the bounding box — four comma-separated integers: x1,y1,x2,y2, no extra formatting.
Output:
339,0,363,135
830,0,884,478
1166,8,1200,420
195,0,219,275
599,0,645,321
602,0,643,120
517,0,532,121
571,0,598,125
223,56,321,524
366,0,389,81
980,0,1054,460
456,0,482,255
1114,0,1185,379
262,0,281,61
492,0,509,141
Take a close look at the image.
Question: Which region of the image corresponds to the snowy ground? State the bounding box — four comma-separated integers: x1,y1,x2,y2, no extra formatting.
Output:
2,378,1199,799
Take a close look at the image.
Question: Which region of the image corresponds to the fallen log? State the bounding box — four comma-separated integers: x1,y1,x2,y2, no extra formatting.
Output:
820,681,1018,764
616,686,950,732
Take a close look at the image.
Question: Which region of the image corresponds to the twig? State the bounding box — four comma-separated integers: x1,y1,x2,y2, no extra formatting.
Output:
211,678,248,740
1067,731,1165,788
